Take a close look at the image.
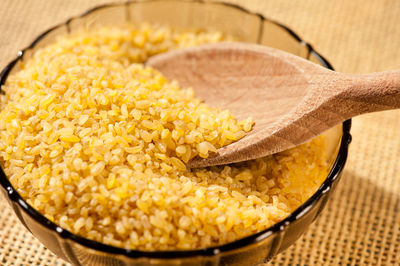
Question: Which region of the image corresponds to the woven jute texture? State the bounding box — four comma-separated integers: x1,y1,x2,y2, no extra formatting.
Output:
0,0,399,265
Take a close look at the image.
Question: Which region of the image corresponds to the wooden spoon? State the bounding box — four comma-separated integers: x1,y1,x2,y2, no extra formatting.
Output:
147,42,400,167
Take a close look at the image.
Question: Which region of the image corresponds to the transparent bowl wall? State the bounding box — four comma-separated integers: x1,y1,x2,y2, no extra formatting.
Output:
0,1,351,265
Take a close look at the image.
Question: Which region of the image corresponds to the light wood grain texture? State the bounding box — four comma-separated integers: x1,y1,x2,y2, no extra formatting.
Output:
148,42,400,167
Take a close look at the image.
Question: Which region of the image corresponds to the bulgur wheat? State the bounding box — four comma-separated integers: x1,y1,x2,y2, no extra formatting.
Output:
0,24,329,250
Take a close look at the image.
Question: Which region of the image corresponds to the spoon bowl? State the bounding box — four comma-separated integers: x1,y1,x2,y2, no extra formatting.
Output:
148,42,400,167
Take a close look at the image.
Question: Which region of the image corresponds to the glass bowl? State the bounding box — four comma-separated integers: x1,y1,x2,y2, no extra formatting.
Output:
0,1,351,265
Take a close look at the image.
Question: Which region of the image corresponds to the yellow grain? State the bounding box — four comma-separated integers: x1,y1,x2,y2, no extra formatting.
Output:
0,23,327,252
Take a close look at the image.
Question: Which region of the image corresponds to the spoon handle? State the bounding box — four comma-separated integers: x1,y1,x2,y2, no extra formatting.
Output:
316,70,400,121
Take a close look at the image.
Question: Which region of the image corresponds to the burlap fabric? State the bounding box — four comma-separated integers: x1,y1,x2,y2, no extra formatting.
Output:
0,0,399,265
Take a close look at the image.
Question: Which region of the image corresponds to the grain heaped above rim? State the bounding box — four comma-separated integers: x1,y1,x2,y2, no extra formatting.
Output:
0,24,328,250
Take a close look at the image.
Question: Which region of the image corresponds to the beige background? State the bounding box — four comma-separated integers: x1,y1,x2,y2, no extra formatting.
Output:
0,0,399,265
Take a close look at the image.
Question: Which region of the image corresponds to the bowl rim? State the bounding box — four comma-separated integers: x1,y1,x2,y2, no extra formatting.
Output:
0,0,352,259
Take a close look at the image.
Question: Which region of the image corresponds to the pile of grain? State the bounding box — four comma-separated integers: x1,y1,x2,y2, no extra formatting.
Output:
0,24,328,250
